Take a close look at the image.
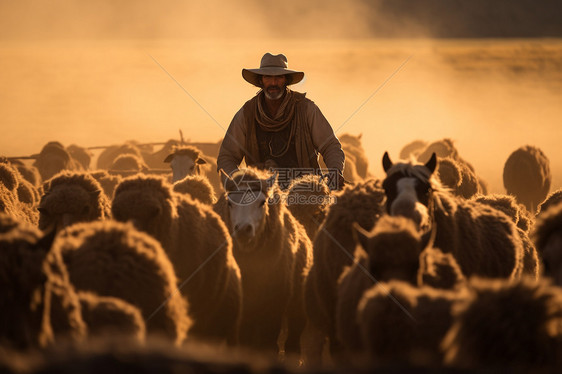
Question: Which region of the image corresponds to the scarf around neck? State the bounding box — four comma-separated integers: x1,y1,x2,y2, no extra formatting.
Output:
255,88,296,132
243,88,319,170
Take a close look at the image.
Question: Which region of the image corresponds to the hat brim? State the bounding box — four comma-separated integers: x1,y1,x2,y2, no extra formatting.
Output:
242,67,304,87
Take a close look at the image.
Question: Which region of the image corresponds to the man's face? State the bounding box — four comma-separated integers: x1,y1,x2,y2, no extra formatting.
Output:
262,75,287,100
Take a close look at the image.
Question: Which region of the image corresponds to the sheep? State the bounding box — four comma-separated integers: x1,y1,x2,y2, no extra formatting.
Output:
533,204,562,286
109,153,149,173
417,139,486,197
382,152,525,280
399,139,428,160
112,175,242,345
537,188,562,217
434,157,462,193
89,170,122,199
437,157,482,199
474,193,534,233
165,145,223,196
0,160,41,206
335,215,423,361
173,175,216,205
96,142,145,170
358,280,465,367
503,145,551,213
215,167,312,355
474,193,540,279
286,174,332,241
302,179,386,364
32,141,83,181
38,171,111,233
52,220,191,345
0,213,86,350
67,144,93,170
77,291,146,342
0,162,39,225
164,145,208,183
6,158,42,188
442,277,562,369
339,133,370,179
417,247,466,290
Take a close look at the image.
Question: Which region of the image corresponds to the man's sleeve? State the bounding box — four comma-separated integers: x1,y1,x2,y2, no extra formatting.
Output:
308,102,345,172
217,108,247,177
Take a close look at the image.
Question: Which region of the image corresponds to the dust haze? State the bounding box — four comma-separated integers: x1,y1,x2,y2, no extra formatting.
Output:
1,0,561,193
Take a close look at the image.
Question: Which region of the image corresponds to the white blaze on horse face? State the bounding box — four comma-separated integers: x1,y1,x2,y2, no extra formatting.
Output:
228,191,267,242
170,154,196,182
390,177,430,230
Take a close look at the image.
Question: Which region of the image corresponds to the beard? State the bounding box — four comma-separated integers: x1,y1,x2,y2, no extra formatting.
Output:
264,85,285,100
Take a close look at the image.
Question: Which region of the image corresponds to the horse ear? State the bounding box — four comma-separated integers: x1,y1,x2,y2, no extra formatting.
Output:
196,157,207,165
163,154,174,163
425,152,437,174
352,222,371,251
382,152,393,173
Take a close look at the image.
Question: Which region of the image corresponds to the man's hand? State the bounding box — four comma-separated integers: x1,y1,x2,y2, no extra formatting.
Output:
324,169,345,191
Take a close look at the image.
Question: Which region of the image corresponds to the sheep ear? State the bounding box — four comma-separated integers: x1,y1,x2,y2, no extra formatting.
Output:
352,222,371,251
163,154,174,163
382,151,393,173
358,133,362,140
196,158,207,165
425,152,437,174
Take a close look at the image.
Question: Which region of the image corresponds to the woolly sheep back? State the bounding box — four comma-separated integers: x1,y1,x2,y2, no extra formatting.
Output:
503,145,551,213
52,220,191,345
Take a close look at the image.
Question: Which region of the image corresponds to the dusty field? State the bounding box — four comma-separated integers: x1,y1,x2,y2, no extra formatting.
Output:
1,38,561,192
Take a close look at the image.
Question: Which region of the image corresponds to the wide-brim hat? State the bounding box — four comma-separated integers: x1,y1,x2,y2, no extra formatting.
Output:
242,53,304,87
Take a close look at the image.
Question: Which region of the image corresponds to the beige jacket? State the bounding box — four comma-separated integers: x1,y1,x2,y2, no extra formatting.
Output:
217,96,345,176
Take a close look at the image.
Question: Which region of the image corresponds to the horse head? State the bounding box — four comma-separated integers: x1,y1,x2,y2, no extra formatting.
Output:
381,151,437,232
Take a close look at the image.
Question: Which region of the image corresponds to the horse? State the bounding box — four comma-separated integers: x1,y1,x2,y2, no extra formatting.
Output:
381,152,525,280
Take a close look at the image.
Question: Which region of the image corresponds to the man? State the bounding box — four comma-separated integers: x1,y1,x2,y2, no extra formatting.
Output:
217,53,345,190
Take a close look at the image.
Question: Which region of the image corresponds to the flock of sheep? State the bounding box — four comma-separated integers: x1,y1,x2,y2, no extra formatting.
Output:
1,135,562,373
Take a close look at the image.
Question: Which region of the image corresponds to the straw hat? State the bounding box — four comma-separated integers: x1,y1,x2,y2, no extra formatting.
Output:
242,53,304,87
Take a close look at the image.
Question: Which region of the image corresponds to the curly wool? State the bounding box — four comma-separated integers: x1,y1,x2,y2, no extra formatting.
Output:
442,277,562,368
39,171,111,231
503,145,551,213
358,280,464,367
214,167,312,353
112,175,241,345
0,213,86,349
303,179,386,363
53,220,191,345
336,215,422,360
286,173,332,240
77,291,146,342
173,175,216,205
